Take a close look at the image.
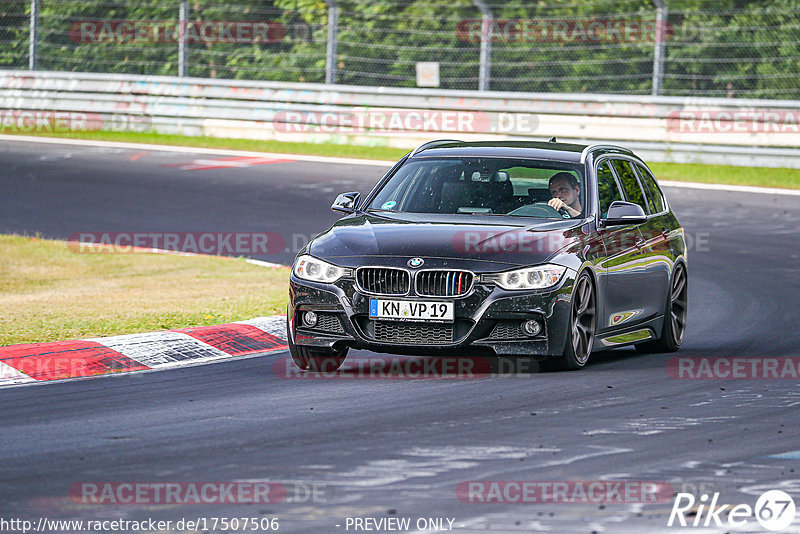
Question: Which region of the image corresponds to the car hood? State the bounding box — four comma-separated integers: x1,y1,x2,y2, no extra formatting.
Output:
307,212,588,268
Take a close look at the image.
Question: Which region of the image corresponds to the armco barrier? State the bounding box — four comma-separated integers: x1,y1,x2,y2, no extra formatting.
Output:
2,70,800,168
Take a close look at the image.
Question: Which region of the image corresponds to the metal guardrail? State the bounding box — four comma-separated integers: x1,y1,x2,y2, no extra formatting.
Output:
2,70,800,168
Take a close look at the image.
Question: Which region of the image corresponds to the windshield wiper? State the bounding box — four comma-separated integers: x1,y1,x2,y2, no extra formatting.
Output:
472,212,558,218
470,212,516,216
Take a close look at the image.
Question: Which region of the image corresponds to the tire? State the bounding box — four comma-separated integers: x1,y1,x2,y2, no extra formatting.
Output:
287,315,348,372
635,263,688,354
553,272,596,370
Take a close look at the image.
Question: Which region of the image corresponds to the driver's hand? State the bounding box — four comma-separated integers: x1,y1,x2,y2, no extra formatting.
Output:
548,198,566,211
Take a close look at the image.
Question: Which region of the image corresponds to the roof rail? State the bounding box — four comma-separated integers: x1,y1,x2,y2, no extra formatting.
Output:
579,144,634,163
409,139,463,158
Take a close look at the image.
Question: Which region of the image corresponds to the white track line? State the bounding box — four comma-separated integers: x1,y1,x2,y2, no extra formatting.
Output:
659,179,800,196
0,135,396,167
245,258,285,268
71,241,288,267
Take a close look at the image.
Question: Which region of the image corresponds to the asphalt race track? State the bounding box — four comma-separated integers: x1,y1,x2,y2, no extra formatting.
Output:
2,139,800,533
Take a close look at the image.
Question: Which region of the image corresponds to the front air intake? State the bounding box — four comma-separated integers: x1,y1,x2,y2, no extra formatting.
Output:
415,270,473,297
356,267,410,295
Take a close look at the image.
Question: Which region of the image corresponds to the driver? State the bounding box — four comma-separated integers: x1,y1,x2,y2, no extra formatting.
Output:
547,172,582,217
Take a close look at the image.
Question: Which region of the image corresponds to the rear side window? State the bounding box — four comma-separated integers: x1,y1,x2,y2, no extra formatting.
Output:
611,159,649,213
596,161,622,219
635,163,666,213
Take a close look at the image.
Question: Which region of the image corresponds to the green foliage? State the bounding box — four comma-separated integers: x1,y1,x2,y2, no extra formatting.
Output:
0,1,29,68
1,0,797,98
664,0,800,98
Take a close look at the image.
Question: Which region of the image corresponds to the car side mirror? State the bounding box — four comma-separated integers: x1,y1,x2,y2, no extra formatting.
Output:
331,191,360,214
604,201,647,225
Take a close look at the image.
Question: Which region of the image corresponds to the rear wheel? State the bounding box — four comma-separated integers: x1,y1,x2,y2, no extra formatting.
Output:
554,273,596,370
287,314,348,372
635,263,687,353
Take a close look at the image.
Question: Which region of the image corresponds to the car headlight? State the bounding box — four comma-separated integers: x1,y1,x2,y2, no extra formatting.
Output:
482,264,566,290
292,255,350,283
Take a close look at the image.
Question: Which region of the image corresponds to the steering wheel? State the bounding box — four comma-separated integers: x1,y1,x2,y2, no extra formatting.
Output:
536,201,570,218
507,202,566,218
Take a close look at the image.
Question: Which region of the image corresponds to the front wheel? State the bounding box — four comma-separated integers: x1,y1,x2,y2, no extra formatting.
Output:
553,272,596,370
287,316,348,372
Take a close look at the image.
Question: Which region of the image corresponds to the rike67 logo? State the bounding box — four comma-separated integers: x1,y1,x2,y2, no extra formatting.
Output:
668,490,796,531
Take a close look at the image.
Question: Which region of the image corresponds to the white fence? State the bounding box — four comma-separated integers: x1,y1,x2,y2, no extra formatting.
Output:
2,70,800,168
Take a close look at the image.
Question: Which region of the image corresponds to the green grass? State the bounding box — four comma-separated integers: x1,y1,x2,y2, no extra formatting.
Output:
6,130,799,189
649,162,800,189
0,235,290,346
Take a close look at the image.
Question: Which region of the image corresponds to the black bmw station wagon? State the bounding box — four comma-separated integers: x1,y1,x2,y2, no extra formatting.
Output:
288,140,687,371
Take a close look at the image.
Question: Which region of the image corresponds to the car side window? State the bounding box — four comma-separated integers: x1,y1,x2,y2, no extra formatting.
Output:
611,159,649,213
632,164,657,214
635,163,666,213
596,161,622,219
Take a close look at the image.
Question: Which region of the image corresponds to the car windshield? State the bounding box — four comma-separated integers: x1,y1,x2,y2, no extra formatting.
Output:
367,157,585,218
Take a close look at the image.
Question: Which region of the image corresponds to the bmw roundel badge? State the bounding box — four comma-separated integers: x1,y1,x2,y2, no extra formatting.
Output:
408,257,424,268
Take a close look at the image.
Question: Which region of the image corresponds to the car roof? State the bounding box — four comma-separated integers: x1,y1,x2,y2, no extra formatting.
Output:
408,140,634,163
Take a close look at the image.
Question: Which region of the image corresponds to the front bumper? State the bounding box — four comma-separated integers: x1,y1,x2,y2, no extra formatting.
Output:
288,267,576,359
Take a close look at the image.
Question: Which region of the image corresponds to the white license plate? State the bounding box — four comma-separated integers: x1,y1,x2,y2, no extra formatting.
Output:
369,299,454,322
